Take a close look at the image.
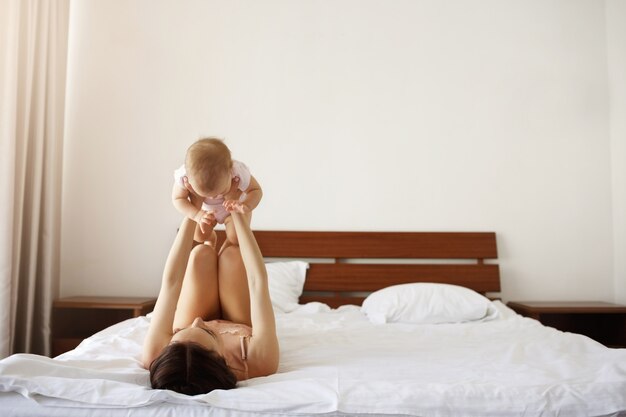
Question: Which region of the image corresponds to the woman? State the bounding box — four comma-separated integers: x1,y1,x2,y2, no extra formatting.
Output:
142,177,279,395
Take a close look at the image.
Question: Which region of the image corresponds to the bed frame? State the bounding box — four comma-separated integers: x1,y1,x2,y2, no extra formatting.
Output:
218,231,500,308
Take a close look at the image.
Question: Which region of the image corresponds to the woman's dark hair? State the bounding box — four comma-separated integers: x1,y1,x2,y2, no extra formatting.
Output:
149,342,237,395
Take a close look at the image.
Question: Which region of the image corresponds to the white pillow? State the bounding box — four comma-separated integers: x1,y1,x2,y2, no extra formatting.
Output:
265,261,309,313
361,283,497,324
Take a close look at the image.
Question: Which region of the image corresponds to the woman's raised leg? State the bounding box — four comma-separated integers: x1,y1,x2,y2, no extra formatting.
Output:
217,245,251,326
172,242,220,330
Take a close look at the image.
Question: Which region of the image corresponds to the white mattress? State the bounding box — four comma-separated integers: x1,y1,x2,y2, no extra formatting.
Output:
1,301,625,417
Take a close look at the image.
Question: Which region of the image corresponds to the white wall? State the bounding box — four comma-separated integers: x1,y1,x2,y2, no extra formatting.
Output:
62,0,617,302
606,0,626,304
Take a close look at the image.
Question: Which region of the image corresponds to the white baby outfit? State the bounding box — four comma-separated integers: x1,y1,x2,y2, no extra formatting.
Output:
173,160,251,224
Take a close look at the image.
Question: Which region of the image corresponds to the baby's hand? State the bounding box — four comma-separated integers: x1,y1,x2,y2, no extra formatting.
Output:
193,209,217,234
223,200,250,214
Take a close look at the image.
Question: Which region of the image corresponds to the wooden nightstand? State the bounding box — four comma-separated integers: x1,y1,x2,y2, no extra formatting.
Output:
51,296,156,357
506,301,626,348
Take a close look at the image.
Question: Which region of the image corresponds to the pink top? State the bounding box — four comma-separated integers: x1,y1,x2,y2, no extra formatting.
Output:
204,320,252,381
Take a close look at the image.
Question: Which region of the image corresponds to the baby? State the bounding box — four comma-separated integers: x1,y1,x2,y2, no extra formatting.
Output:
172,138,262,249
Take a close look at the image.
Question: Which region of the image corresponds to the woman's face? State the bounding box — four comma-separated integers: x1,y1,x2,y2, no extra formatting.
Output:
171,317,223,353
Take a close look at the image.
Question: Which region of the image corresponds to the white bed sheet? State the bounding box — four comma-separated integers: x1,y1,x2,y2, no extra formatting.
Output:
1,301,625,417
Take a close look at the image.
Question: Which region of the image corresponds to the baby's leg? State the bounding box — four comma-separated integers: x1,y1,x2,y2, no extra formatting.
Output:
224,217,238,247
194,222,217,248
217,245,251,326
172,244,221,330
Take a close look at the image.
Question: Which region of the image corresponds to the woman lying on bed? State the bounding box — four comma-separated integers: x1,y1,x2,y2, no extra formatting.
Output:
142,178,279,395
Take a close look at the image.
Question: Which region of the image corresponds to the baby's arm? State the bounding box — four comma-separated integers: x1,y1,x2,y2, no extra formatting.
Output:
172,182,199,219
242,175,263,211
171,180,216,233
223,175,263,214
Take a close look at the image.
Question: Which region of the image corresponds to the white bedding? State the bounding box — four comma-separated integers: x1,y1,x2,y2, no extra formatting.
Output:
1,301,625,417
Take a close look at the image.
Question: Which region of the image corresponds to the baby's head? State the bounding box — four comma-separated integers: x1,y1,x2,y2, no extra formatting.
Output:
185,138,232,198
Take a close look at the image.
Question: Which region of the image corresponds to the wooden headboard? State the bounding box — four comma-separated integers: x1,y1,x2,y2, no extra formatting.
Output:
217,231,500,308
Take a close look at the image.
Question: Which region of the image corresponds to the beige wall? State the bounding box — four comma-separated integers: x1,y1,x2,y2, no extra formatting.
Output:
62,0,617,302
607,0,626,304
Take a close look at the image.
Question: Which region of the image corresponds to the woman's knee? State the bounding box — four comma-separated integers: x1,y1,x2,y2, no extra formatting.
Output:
189,244,217,269
219,245,242,265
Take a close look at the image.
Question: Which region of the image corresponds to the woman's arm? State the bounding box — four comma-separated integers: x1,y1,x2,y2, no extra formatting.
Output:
142,217,196,368
230,212,279,375
142,180,202,368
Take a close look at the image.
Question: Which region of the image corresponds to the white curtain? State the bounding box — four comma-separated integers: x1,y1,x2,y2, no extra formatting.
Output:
0,0,70,358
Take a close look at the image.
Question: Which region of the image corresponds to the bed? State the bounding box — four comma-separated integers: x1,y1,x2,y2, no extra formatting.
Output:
1,230,625,417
